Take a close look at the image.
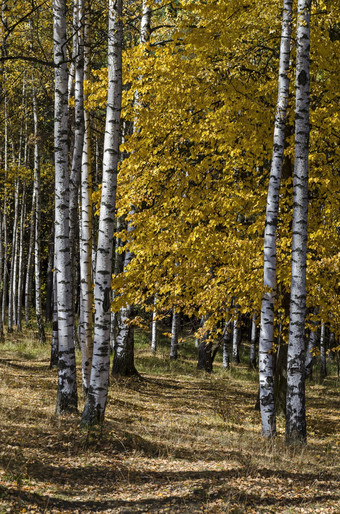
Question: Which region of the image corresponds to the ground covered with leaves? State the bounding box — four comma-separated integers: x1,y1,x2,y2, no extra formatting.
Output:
0,331,339,513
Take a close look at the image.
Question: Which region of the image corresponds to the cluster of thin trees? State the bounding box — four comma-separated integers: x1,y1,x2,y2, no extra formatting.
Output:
0,0,339,444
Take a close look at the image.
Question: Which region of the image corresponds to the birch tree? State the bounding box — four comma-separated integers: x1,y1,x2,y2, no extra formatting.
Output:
81,0,123,425
259,0,292,438
32,80,46,343
79,0,93,396
286,0,311,445
53,0,78,415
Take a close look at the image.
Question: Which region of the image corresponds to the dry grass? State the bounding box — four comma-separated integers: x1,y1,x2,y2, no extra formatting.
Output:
0,330,339,513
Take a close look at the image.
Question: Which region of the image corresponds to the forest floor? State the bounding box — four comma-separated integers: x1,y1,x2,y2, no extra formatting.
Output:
0,329,339,513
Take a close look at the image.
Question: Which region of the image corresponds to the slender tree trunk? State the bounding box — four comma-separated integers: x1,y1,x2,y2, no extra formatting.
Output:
305,311,319,379
24,191,35,327
45,228,54,322
169,307,180,360
150,294,157,354
79,0,93,396
286,0,311,445
1,95,8,330
319,322,327,380
110,217,124,352
259,0,293,438
53,0,78,415
16,183,26,332
81,0,123,426
32,81,46,343
232,314,240,364
249,312,257,369
69,0,85,349
222,320,231,370
8,178,19,333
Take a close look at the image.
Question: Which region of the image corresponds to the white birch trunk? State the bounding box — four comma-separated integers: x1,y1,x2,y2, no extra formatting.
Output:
151,294,158,354
81,0,123,425
79,0,93,396
69,0,85,342
32,81,46,343
222,320,231,370
170,307,180,360
24,191,35,327
319,322,327,379
1,94,8,328
8,178,19,333
232,314,240,364
305,309,319,378
286,0,311,444
16,183,26,331
53,0,78,415
259,0,292,438
249,312,257,369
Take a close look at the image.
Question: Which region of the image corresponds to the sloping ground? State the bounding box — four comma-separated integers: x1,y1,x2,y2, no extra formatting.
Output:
0,335,339,513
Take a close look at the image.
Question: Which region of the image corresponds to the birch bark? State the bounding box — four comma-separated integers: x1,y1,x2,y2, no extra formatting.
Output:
32,81,46,343
249,312,257,369
53,0,78,415
81,0,123,425
319,322,327,379
79,0,93,396
8,178,19,333
169,307,179,360
222,320,231,370
259,0,292,438
305,310,319,379
16,183,26,332
151,294,158,354
24,192,35,327
286,0,311,444
69,0,85,344
232,314,240,364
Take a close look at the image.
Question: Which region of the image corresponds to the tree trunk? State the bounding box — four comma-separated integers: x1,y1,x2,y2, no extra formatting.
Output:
286,0,311,445
249,311,257,369
81,0,123,426
53,0,78,415
259,0,292,438
222,320,231,370
319,322,327,380
8,178,19,333
197,335,213,373
150,294,157,354
24,191,35,327
79,0,93,396
232,314,240,364
69,0,85,348
170,307,180,360
32,80,46,343
16,182,26,332
45,228,54,322
112,303,137,377
305,311,319,379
